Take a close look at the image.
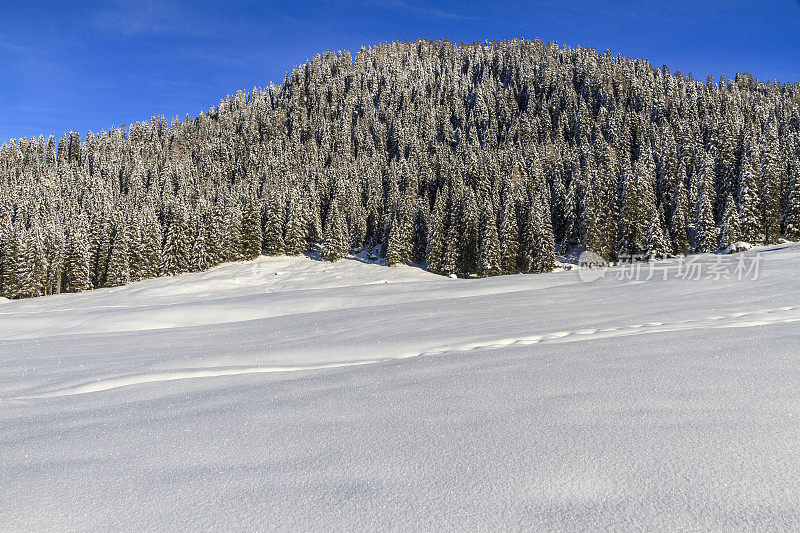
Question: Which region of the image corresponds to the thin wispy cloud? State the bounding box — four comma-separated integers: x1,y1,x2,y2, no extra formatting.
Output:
379,0,479,22
88,0,221,38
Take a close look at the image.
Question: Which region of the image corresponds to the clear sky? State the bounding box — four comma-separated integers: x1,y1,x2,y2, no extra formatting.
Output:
2,0,799,143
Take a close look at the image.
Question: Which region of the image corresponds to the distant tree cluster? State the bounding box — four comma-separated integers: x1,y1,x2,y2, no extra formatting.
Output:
2,38,800,299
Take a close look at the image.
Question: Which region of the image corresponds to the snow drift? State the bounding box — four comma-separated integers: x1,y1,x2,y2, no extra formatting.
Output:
1,244,799,530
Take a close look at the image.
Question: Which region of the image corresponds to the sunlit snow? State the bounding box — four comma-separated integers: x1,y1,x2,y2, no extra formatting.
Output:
2,244,799,529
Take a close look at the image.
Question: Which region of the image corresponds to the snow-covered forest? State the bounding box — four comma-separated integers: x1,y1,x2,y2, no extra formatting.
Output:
2,38,800,299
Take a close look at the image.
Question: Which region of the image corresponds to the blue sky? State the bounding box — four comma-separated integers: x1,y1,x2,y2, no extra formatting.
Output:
1,0,799,143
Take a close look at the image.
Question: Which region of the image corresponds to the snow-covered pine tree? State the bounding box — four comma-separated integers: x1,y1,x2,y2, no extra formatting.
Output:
693,153,718,253
718,193,741,250
411,198,429,265
477,196,502,277
240,198,263,261
457,188,480,275
284,190,307,255
141,212,163,279
190,219,212,272
645,208,670,260
499,189,519,274
320,196,348,262
785,163,800,241
161,204,192,275
426,192,447,274
738,145,762,243
760,132,782,244
262,199,286,256
531,192,556,273
669,167,690,256
64,227,92,292
386,196,413,266
1,229,21,298
617,162,648,257
105,220,131,287
223,204,244,262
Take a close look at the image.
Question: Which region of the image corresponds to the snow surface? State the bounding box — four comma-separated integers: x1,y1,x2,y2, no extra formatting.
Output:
2,245,800,530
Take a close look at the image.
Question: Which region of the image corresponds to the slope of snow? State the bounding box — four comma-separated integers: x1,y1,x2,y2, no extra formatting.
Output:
2,245,799,530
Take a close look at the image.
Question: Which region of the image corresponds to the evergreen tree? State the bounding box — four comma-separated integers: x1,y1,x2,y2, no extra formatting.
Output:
457,188,480,275
785,164,800,241
321,198,348,262
426,192,448,273
105,222,131,287
240,199,263,260
161,204,191,275
645,210,670,260
718,193,741,250
670,174,689,255
1,230,22,298
738,146,762,243
261,200,285,256
64,227,93,293
694,153,718,253
411,199,429,265
386,200,413,266
760,135,782,244
190,221,212,272
284,191,307,255
477,199,502,276
499,193,519,274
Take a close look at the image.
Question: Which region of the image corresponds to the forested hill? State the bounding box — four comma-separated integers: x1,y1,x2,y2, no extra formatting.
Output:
2,38,800,299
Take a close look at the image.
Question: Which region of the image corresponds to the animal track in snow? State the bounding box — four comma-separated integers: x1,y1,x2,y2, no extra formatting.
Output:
16,305,799,400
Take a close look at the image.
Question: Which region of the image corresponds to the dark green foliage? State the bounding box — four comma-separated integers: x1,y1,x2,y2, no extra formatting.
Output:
386,199,413,267
785,164,800,241
478,198,502,277
321,198,348,262
262,199,286,256
240,199,263,260
1,38,799,298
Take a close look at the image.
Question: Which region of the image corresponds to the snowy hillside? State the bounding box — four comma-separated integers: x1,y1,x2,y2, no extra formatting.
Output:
2,244,800,530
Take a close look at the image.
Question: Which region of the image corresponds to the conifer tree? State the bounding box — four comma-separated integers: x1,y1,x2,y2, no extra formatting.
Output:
240,199,264,261
161,205,191,275
785,164,800,241
105,222,131,287
694,153,718,253
190,222,212,272
1,230,21,298
321,197,348,262
760,136,782,244
670,173,689,255
261,200,286,256
224,205,244,262
531,193,556,273
411,199,429,265
458,188,480,275
617,166,648,257
645,210,670,260
386,201,413,266
426,192,448,273
718,193,741,250
141,214,163,279
477,199,502,276
65,228,92,292
499,193,519,274
284,191,307,255
738,146,762,243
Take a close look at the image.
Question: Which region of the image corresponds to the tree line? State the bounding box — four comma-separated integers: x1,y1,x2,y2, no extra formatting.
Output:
1,38,800,299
